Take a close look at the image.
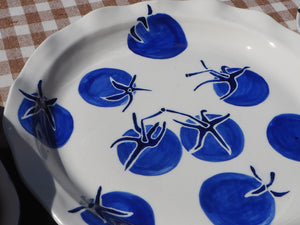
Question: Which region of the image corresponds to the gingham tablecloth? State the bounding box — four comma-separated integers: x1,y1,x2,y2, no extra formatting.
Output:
0,0,299,106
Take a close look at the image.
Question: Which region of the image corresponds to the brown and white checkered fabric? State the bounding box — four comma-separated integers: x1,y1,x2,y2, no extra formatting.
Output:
0,0,299,106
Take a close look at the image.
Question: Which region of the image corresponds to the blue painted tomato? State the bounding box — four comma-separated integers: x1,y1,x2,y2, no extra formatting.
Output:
111,112,182,176
177,110,244,162
213,68,269,106
69,186,155,225
18,80,73,148
79,68,150,112
200,166,289,225
186,60,269,106
267,113,300,161
127,5,187,59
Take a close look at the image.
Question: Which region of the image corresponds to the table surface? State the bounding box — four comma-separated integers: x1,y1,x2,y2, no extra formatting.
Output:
0,0,299,224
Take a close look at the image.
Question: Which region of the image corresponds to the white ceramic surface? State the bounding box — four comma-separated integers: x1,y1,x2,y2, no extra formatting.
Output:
3,0,300,225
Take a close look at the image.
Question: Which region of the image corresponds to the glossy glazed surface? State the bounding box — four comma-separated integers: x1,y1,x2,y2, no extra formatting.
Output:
3,1,300,224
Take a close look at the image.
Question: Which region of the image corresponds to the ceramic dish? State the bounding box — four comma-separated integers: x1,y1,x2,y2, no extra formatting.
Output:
3,0,300,224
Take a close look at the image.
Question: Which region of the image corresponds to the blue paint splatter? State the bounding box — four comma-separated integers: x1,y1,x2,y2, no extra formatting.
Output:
111,112,182,176
267,113,300,161
18,80,73,148
168,109,244,162
69,186,155,225
186,60,269,106
127,4,187,59
79,68,150,112
200,166,289,225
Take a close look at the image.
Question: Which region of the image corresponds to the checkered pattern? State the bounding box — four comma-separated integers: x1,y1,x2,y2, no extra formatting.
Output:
0,0,299,106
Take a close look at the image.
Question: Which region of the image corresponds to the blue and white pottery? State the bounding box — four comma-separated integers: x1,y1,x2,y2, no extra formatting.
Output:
3,0,300,225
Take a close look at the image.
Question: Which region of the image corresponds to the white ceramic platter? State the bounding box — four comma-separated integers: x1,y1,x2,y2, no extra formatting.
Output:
3,0,300,224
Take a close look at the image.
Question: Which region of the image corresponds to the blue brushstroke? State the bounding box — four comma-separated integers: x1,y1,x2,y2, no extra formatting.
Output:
116,126,182,176
186,60,269,106
79,68,150,112
267,113,300,161
128,5,187,59
179,113,244,162
69,186,155,225
214,68,269,106
111,112,182,176
18,81,73,148
200,166,288,225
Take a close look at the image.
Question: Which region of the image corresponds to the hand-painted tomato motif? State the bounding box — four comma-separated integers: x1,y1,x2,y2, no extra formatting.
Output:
127,5,187,59
200,166,289,225
111,112,182,176
69,186,155,225
79,68,150,112
267,113,300,161
186,60,269,106
18,80,73,148
168,109,244,162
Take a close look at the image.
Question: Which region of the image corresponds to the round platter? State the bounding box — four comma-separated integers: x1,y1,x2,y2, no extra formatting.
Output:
3,0,300,224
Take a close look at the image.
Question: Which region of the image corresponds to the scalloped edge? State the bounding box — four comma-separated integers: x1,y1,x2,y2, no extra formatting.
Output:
3,1,300,225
